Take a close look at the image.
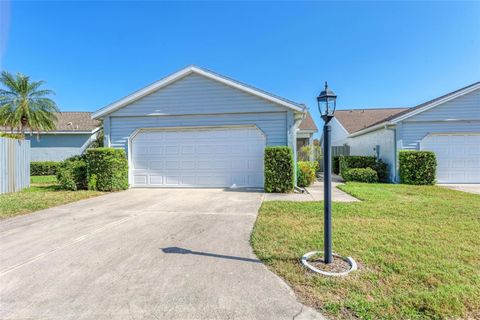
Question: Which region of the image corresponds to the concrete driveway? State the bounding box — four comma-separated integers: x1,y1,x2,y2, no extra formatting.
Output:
438,184,480,195
0,189,323,320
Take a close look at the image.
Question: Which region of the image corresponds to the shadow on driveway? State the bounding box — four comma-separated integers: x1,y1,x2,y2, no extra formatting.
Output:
161,246,262,264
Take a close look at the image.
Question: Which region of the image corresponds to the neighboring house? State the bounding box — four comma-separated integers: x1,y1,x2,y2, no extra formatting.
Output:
327,82,480,183
92,65,310,188
296,111,318,150
24,112,100,161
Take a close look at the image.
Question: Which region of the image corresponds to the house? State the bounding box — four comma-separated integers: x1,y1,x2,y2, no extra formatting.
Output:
328,82,480,183
92,65,315,188
24,112,100,161
296,111,318,150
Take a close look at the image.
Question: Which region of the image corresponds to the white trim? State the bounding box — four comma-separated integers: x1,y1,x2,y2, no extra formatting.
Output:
297,129,316,134
24,131,94,135
126,124,266,188
348,123,392,138
93,65,304,119
391,83,480,123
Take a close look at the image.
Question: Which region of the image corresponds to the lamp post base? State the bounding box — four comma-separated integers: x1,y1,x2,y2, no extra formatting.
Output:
301,251,357,277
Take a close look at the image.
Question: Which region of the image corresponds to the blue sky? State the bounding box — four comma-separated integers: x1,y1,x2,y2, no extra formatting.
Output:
1,1,479,125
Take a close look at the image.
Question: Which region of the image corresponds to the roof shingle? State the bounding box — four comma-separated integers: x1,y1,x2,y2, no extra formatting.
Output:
334,108,409,134
299,111,318,131
1,112,100,133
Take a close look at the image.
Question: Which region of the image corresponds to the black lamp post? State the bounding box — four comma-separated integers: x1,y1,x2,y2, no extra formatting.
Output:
317,82,337,264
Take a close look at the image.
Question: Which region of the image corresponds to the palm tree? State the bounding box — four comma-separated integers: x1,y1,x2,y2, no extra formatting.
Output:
0,71,59,135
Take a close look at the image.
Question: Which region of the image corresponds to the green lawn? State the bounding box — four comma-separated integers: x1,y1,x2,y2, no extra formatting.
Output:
251,183,480,320
0,175,105,219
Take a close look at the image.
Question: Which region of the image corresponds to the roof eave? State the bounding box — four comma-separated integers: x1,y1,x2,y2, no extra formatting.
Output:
348,122,394,138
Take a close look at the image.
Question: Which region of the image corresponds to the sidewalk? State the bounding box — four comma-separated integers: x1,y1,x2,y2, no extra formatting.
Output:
264,178,359,202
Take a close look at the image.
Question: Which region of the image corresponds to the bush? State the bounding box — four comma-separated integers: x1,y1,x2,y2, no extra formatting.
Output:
56,160,87,190
343,167,378,183
333,156,340,174
339,156,377,174
264,146,295,193
297,161,318,187
0,132,24,139
372,159,389,182
297,145,322,162
339,155,388,182
31,161,61,176
399,151,437,185
85,148,129,191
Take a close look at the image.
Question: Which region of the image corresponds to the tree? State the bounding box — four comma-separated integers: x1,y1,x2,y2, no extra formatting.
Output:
0,71,59,135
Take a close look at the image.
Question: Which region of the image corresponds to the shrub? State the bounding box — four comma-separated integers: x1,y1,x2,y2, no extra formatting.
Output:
339,156,377,174
339,155,388,182
372,159,389,182
399,151,437,185
297,145,322,162
0,132,24,139
297,161,318,187
85,148,129,191
333,156,340,174
264,146,295,193
343,167,378,183
31,161,61,176
56,160,87,190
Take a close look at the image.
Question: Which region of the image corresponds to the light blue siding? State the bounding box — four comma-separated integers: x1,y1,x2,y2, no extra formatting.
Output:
109,112,287,152
25,134,93,161
399,88,480,150
399,121,480,150
110,73,286,117
407,89,480,122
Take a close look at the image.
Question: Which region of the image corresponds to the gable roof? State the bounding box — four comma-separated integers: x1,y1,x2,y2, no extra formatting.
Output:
298,110,318,132
1,112,100,133
92,65,305,119
342,81,480,137
389,81,480,123
335,108,408,134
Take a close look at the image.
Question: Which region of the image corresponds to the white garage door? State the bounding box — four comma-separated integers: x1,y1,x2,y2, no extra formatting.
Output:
130,127,265,188
421,134,480,183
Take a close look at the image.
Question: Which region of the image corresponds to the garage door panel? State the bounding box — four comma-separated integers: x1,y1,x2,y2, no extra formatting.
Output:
421,134,480,183
131,127,265,188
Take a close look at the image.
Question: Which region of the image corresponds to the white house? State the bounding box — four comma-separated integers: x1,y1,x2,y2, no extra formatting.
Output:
92,65,315,188
327,82,480,183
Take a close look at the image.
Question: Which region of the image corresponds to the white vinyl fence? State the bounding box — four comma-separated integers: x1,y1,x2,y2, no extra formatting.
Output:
0,137,30,194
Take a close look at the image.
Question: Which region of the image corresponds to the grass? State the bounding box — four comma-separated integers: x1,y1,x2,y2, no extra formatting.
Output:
0,175,105,219
251,183,480,320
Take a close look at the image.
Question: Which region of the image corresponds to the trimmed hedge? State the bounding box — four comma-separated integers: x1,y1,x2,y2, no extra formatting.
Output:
264,146,295,193
343,167,378,183
85,148,128,191
56,160,87,190
297,161,318,187
399,151,437,185
31,161,61,176
339,155,388,182
339,156,377,174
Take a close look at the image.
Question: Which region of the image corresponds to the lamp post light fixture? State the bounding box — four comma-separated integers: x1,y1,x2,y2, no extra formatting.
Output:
300,82,357,276
317,82,337,264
